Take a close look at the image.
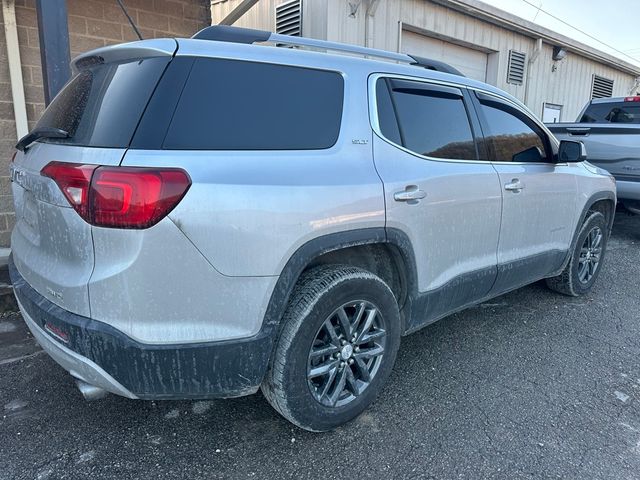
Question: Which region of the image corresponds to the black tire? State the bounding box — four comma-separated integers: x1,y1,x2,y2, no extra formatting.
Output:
546,211,609,296
261,265,401,432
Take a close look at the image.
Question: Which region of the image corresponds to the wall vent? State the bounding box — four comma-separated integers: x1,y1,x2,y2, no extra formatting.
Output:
591,75,614,99
506,50,526,85
275,0,301,37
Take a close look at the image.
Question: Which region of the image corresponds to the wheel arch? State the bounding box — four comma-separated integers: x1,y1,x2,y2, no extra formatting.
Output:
552,190,616,276
261,228,418,340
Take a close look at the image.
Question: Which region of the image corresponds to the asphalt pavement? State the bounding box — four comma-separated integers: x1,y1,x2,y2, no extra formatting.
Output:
1,211,640,480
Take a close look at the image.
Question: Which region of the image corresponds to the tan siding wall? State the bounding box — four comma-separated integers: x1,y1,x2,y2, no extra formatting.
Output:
322,0,636,120
0,0,209,247
211,0,276,31
210,0,326,39
213,0,638,123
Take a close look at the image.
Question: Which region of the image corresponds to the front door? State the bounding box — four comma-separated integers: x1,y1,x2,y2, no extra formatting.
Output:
472,92,578,293
370,76,503,328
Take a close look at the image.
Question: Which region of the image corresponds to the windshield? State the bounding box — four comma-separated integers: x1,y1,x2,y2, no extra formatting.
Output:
34,57,170,148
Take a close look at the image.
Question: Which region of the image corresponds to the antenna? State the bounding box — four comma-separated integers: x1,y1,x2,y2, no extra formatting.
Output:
116,0,143,41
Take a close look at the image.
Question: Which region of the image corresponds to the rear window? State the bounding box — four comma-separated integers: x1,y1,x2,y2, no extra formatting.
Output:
377,78,477,160
580,102,640,124
35,57,169,148
162,58,344,150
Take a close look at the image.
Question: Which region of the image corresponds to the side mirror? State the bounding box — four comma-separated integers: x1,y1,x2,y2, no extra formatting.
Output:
558,140,587,163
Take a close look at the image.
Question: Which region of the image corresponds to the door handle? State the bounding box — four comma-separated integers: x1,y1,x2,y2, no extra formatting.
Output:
394,185,426,203
504,179,524,192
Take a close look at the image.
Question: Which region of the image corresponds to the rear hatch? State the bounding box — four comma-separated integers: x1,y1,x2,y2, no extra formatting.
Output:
11,40,176,316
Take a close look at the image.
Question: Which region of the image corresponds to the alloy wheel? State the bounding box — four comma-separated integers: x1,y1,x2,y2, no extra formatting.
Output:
578,226,603,284
307,301,387,408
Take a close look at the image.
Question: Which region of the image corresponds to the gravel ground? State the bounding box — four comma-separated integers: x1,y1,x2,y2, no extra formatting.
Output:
1,211,639,480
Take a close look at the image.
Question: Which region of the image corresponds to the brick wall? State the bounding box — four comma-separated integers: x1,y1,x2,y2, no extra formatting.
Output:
0,0,210,247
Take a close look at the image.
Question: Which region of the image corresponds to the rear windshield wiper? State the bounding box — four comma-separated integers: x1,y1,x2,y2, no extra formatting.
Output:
16,127,70,152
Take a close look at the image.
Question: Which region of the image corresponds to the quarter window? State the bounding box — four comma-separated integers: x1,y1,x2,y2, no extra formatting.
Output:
163,58,344,150
377,78,478,161
477,97,550,163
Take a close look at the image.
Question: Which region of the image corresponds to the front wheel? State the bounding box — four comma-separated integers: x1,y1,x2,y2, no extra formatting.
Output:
546,211,609,296
261,265,401,432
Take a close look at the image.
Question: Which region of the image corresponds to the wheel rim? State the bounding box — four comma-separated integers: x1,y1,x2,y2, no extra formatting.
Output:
307,300,387,408
578,226,603,284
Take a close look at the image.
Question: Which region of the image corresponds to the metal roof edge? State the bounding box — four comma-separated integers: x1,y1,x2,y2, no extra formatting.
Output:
430,0,640,76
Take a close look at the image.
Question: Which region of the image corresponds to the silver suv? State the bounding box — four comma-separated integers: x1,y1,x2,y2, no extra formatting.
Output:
9,26,616,431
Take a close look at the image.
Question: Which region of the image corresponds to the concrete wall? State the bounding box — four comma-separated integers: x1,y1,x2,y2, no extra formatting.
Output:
0,0,209,247
211,0,639,121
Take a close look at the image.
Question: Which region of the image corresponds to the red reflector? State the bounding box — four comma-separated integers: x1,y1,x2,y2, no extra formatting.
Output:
624,96,640,102
44,322,69,343
41,162,191,229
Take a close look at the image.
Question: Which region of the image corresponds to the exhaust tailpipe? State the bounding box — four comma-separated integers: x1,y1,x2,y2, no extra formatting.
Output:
76,379,108,401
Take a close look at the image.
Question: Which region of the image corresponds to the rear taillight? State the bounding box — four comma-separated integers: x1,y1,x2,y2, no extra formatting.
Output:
41,162,97,221
624,96,640,102
41,162,191,229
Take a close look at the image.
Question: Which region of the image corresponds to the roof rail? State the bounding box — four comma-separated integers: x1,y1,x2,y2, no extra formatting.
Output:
191,25,465,77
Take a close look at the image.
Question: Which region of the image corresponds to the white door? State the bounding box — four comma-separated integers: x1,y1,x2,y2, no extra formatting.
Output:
402,31,488,82
542,103,563,123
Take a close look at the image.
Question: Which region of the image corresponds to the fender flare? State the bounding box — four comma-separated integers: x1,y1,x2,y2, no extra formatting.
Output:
262,227,419,328
259,227,419,345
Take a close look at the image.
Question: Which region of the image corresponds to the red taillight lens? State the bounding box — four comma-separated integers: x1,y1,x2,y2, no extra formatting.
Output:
41,162,97,221
624,96,640,102
41,162,191,229
91,168,191,228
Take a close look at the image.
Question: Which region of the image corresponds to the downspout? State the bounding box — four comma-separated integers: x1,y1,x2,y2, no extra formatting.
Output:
523,38,542,110
2,0,28,139
364,0,380,48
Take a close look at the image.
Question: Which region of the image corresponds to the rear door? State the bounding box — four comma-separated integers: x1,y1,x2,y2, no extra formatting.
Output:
472,92,577,293
11,44,174,316
371,76,502,327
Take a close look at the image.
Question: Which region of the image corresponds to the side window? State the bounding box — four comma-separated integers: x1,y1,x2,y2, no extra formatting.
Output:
163,58,344,150
377,78,478,161
477,96,550,163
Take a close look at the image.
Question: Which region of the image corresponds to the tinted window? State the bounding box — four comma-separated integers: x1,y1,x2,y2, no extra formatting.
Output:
478,100,549,163
35,57,169,148
375,79,401,145
580,102,640,124
163,58,344,150
384,80,477,160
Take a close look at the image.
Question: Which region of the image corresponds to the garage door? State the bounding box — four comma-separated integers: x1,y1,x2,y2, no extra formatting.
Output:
401,31,488,82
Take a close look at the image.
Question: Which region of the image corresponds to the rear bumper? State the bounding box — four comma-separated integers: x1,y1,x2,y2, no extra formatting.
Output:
10,258,274,399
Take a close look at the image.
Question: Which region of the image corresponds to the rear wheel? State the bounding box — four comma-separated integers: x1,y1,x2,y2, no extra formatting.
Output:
261,265,400,432
546,211,609,296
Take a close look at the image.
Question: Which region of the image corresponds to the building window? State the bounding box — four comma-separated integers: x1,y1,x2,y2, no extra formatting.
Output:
275,0,302,36
542,103,563,123
591,75,614,99
506,50,526,85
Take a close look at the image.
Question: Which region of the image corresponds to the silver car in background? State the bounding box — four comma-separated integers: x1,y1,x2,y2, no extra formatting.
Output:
9,26,616,431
